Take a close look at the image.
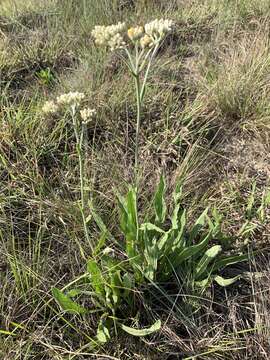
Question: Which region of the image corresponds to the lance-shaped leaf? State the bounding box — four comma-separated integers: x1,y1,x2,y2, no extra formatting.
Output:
214,275,240,287
87,260,105,297
211,253,249,273
154,175,166,224
188,208,209,244
195,245,222,280
120,319,161,337
176,230,212,265
96,318,111,344
52,288,87,314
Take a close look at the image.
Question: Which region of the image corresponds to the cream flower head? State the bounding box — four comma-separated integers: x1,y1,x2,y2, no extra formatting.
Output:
140,34,153,48
56,92,85,106
91,22,126,51
127,26,144,41
42,100,58,114
80,108,96,123
144,19,174,41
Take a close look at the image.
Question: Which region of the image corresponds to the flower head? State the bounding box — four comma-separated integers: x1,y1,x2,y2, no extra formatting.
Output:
108,33,126,51
91,22,126,51
140,34,153,48
127,26,144,41
145,19,174,41
42,100,58,114
56,92,85,106
80,108,96,123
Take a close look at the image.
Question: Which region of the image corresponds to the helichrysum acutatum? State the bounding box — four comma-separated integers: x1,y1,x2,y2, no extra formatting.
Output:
56,92,85,106
80,108,96,123
42,100,58,114
91,22,126,51
92,19,174,51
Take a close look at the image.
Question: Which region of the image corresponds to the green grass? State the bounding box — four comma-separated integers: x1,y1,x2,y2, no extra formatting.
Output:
1,0,270,359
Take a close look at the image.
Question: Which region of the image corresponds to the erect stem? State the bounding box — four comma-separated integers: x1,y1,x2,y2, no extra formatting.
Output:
134,72,141,190
71,105,93,252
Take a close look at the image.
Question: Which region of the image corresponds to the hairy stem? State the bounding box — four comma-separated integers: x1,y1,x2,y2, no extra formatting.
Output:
71,106,93,252
134,73,141,190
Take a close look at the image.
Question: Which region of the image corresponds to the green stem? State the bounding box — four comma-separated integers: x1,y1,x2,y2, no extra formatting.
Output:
134,73,141,190
71,106,93,252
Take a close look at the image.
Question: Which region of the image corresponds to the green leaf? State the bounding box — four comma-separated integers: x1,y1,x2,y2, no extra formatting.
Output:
195,245,222,280
66,288,84,297
91,206,115,243
157,230,171,251
52,288,87,314
176,231,212,265
117,188,139,261
173,182,182,204
140,223,165,233
195,277,211,288
87,260,105,296
154,175,166,224
246,181,256,219
171,209,186,250
188,208,208,244
109,270,122,305
212,253,249,273
120,319,161,337
96,318,111,344
126,187,138,232
93,231,107,256
143,234,159,281
117,192,129,235
214,275,240,287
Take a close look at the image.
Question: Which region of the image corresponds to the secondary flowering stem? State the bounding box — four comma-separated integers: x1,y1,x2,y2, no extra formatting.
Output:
134,72,141,189
71,105,93,252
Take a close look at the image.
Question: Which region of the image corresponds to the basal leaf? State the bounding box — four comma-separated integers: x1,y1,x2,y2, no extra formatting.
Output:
87,260,105,296
212,253,249,273
120,319,161,337
214,275,240,287
154,175,166,224
176,231,212,265
195,245,222,280
140,222,165,233
52,288,87,314
96,318,111,344
126,187,138,232
91,206,115,243
188,208,208,244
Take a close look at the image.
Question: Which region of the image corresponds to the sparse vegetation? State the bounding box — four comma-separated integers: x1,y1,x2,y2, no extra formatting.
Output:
1,0,270,359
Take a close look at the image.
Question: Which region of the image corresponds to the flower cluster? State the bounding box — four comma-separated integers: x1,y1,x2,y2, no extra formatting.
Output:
127,26,144,41
42,100,58,115
140,34,153,48
91,22,126,51
80,108,96,123
92,19,174,52
42,92,87,117
56,92,85,106
144,19,174,41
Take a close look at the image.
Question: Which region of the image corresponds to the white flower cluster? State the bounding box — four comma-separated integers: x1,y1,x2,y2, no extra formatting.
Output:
42,100,58,114
91,22,126,51
140,34,153,48
80,108,96,123
42,92,86,116
92,19,174,52
127,26,144,41
145,19,174,41
56,92,85,106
